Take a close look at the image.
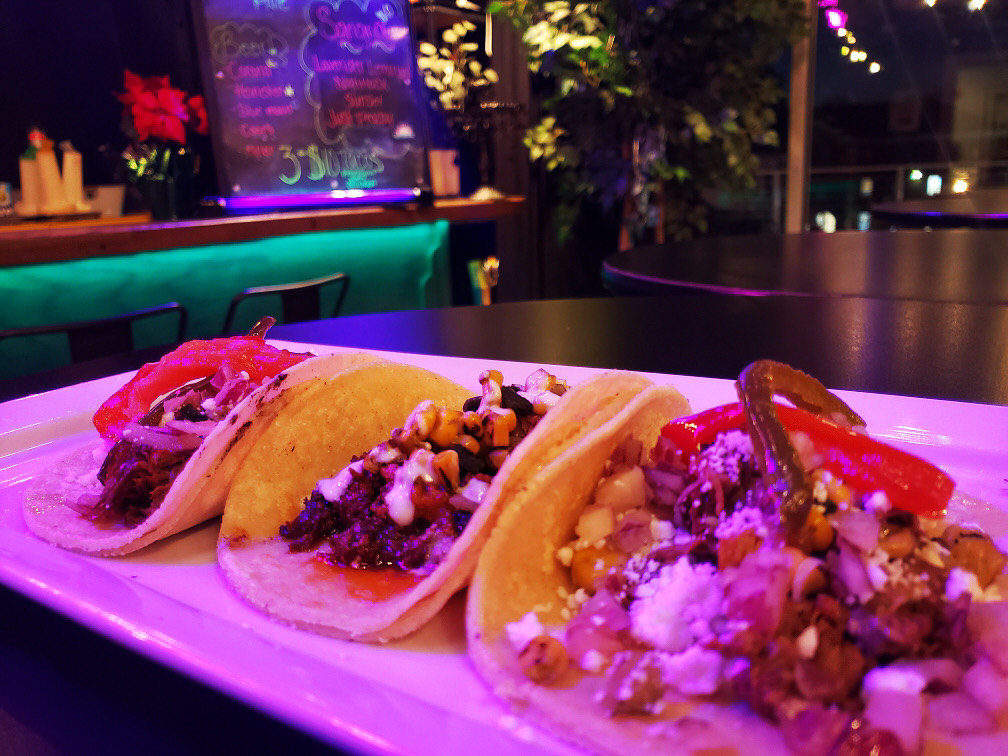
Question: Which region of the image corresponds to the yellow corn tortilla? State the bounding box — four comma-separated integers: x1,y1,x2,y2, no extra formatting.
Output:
216,367,658,642
22,351,381,556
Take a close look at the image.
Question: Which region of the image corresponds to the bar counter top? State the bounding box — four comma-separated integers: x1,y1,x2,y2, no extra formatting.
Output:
0,196,524,267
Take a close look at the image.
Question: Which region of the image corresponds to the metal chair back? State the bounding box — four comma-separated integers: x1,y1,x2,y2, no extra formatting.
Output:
0,302,188,365
221,272,350,335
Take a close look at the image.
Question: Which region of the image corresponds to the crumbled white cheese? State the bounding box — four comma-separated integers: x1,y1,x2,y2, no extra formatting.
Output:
691,430,754,484
864,490,891,515
68,467,100,489
946,567,983,601
505,611,545,652
714,505,768,541
658,646,724,695
629,556,724,652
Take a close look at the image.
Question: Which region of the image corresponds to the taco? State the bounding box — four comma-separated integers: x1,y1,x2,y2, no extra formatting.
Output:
217,365,665,642
467,360,1008,755
22,326,380,556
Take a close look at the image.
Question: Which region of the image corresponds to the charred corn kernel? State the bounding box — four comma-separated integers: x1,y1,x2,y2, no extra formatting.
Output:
429,408,463,448
432,449,460,489
405,401,437,440
481,412,513,448
497,407,518,431
480,369,504,387
570,546,627,593
519,635,569,684
826,478,852,508
456,433,480,455
879,527,916,559
487,448,510,469
805,505,834,551
461,411,482,435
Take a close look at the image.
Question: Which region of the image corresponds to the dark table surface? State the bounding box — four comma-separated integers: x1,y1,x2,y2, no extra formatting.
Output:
3,294,1007,406
2,294,1007,755
601,229,1008,304
871,193,1008,229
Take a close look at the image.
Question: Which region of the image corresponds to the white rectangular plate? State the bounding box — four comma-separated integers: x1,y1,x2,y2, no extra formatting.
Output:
1,344,1007,755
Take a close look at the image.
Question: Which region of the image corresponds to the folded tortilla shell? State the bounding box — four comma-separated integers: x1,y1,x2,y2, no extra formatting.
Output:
217,368,658,642
22,351,381,556
463,384,794,755
466,388,1008,755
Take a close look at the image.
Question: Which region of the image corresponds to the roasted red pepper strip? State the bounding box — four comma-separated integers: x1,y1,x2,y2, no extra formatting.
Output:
93,335,310,440
661,402,954,518
660,403,748,459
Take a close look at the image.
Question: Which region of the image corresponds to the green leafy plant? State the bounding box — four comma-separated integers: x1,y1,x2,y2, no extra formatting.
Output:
417,20,499,119
490,0,809,244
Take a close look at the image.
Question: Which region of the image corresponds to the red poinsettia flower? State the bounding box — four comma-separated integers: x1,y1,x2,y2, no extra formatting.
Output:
117,70,207,146
186,94,209,136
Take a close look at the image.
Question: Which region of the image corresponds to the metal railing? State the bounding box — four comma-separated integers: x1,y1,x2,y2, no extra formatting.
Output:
712,160,1008,233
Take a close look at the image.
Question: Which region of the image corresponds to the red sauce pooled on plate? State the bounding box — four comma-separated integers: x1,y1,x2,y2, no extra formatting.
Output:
312,561,425,601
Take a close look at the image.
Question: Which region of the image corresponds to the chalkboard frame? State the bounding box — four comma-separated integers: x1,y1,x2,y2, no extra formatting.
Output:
189,0,434,212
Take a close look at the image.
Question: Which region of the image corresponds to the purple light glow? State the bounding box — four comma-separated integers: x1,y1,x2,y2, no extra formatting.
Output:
825,8,847,28
219,188,423,212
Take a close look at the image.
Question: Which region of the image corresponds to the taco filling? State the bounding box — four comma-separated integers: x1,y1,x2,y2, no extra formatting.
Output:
279,368,568,574
68,331,310,527
500,363,1005,755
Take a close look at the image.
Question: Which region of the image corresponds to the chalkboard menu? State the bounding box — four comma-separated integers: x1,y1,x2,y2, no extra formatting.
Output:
190,0,430,210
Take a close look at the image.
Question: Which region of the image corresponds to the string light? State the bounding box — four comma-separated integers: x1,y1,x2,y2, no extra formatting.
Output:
819,0,883,74
923,0,986,10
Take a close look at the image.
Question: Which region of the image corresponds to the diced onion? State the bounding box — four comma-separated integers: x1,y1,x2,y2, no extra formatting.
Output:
833,540,875,603
862,687,922,755
121,423,202,452
449,477,489,511
565,590,630,664
594,466,649,514
962,658,1008,716
162,418,218,437
833,508,880,553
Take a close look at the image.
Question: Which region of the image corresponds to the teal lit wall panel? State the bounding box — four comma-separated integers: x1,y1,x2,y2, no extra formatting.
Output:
0,221,450,380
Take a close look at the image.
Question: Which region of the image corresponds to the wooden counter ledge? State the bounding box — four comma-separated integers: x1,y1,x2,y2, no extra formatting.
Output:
0,196,524,267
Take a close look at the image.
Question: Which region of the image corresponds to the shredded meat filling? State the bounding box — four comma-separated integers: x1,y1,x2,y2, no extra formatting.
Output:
70,440,192,525
280,468,475,570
